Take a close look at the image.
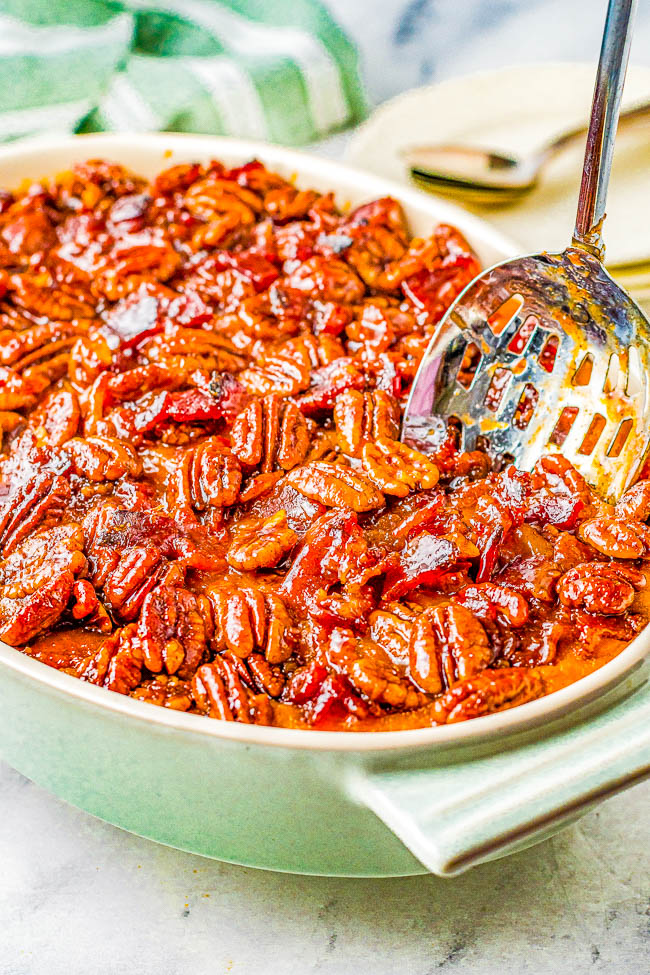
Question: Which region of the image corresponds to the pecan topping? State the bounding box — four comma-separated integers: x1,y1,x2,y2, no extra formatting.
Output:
0,156,646,732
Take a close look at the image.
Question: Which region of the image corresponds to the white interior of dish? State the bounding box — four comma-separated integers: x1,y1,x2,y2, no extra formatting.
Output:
0,132,647,752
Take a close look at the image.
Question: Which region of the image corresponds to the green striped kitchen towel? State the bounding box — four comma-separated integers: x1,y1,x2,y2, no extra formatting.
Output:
0,0,367,144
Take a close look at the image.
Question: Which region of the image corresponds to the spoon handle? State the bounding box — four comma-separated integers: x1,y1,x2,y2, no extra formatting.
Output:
573,0,638,260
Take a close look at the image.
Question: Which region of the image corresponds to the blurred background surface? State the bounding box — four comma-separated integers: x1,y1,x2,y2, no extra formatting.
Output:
329,0,650,106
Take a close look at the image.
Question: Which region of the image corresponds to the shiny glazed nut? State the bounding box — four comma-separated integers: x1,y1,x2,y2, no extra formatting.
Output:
191,662,235,720
0,469,71,556
231,399,263,467
28,389,80,447
227,510,298,570
81,624,143,695
557,562,646,615
70,579,112,632
0,524,86,644
433,668,545,723
408,611,444,694
408,603,491,693
131,675,193,711
349,654,422,709
454,582,530,626
286,461,385,512
333,388,400,456
231,395,309,473
205,585,294,663
361,438,439,496
137,584,206,677
578,516,650,558
65,436,142,481
369,604,418,665
614,480,650,521
190,441,242,508
275,401,310,470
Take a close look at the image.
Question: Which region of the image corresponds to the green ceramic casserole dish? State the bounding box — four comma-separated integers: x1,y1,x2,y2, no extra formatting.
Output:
0,134,648,877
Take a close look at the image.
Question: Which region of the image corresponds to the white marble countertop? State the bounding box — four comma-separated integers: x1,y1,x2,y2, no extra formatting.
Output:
1,761,648,974
2,1,650,972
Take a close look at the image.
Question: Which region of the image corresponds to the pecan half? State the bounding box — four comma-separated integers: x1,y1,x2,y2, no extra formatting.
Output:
190,441,241,508
433,667,545,723
131,675,193,711
205,585,295,663
557,562,646,615
369,603,419,665
137,584,207,678
70,579,112,632
454,582,530,626
349,654,422,709
408,603,492,694
0,467,71,556
578,516,650,559
239,336,314,396
191,662,234,720
227,510,297,570
0,524,86,645
333,388,400,457
81,625,143,694
65,435,142,481
167,440,242,516
28,388,80,447
286,461,384,512
231,395,309,473
361,437,439,497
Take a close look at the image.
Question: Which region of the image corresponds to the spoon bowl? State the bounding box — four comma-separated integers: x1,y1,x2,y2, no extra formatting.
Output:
402,0,650,501
402,246,650,501
404,98,650,204
405,143,539,201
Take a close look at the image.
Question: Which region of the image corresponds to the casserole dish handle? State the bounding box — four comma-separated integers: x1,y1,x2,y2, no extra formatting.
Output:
350,678,650,877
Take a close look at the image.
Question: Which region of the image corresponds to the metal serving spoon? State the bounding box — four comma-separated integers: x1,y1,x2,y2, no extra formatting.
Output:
404,99,650,204
402,0,650,502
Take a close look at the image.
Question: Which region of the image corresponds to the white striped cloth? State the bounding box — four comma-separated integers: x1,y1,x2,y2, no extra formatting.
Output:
0,0,367,144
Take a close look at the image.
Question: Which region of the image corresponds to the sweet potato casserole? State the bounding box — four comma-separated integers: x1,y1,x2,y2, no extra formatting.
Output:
0,157,648,730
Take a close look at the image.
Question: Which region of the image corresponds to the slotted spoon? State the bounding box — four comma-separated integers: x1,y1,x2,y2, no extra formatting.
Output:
402,0,650,501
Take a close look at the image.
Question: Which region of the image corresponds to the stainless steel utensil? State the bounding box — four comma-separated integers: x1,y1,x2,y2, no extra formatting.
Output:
402,0,650,500
404,99,650,203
